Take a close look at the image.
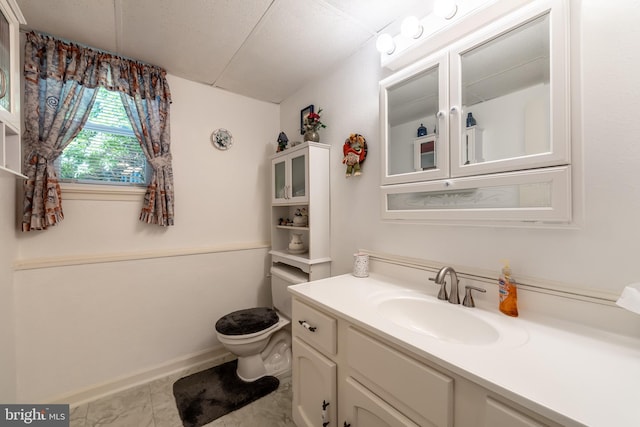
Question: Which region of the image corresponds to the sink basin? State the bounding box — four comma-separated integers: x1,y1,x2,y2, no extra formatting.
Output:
377,295,505,345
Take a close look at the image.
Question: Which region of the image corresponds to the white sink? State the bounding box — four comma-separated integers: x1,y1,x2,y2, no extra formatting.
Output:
375,293,528,346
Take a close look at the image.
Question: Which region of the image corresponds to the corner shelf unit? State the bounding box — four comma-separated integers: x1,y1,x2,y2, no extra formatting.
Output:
269,142,331,281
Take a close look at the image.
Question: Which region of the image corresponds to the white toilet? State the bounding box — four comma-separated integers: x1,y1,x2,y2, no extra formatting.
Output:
215,265,306,382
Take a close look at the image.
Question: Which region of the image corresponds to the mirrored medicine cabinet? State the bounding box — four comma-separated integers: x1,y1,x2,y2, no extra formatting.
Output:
380,0,571,223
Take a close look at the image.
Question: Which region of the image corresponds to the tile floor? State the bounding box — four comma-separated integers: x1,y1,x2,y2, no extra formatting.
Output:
69,357,296,427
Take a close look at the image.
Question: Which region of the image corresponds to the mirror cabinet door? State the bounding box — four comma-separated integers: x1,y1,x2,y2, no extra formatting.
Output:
381,53,449,184
450,4,569,178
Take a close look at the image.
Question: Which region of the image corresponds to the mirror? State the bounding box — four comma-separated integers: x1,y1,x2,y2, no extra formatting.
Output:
386,63,441,177
459,13,550,165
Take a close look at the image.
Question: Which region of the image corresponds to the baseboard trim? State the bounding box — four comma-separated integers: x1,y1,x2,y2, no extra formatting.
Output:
47,346,232,407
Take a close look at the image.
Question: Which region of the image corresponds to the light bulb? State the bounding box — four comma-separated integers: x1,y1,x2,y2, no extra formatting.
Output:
401,16,423,39
375,33,395,55
434,0,458,20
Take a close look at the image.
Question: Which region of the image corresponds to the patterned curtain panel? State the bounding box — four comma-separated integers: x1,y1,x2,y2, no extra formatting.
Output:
120,82,174,226
21,32,174,231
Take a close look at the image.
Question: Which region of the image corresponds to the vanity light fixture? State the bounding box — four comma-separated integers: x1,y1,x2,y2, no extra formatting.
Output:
375,33,395,55
434,0,458,20
400,16,423,39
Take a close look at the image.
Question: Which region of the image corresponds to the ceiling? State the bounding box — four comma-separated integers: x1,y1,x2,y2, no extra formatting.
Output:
16,0,434,104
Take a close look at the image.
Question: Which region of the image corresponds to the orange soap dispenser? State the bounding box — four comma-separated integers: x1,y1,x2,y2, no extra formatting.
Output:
499,260,519,317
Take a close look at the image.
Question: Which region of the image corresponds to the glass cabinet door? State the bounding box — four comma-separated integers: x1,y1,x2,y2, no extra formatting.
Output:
0,11,10,113
449,3,569,178
381,52,449,185
290,152,307,201
273,159,286,203
272,149,309,205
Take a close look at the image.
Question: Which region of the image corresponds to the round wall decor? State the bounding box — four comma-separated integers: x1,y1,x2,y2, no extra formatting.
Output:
211,128,233,150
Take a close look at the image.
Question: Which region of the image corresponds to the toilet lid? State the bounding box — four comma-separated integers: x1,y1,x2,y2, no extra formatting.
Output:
215,307,279,336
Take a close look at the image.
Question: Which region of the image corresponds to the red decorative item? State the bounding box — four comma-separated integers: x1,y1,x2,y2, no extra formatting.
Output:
342,134,367,177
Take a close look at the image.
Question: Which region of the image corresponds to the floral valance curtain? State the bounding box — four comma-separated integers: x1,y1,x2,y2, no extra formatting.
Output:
22,32,174,231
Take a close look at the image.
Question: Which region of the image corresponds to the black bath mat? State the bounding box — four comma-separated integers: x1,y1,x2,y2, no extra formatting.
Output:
173,359,280,427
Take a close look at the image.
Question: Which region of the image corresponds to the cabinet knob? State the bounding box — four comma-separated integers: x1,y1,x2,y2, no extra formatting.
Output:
450,106,460,114
436,110,445,119
298,320,317,332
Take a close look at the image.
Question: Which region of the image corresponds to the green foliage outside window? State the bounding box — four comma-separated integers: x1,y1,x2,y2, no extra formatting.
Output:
57,88,148,184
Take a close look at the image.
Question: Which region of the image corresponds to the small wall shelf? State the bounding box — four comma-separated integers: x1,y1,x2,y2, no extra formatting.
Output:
0,120,25,178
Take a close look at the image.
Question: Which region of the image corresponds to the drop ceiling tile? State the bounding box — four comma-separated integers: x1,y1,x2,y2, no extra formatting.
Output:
216,0,373,103
17,0,118,51
323,0,434,33
119,0,272,83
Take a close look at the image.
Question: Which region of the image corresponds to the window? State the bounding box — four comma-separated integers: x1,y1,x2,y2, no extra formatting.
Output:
56,87,148,185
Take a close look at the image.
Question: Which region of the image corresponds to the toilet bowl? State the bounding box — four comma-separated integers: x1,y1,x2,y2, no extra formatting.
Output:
215,264,306,382
215,307,291,381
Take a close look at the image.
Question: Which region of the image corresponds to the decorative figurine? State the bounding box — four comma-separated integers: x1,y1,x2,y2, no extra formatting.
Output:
466,112,477,127
342,133,368,177
293,208,308,227
277,132,289,152
417,123,427,137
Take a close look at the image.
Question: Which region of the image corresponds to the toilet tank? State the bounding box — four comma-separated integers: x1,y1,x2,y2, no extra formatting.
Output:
270,264,308,318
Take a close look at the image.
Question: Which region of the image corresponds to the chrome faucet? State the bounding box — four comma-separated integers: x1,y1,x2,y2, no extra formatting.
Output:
431,266,460,304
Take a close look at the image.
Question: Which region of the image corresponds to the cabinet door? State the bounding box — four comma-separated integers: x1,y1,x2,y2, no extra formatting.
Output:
272,157,287,204
449,0,569,178
289,150,308,203
0,0,22,128
484,397,546,427
292,337,337,427
342,377,420,427
380,51,449,185
271,149,309,205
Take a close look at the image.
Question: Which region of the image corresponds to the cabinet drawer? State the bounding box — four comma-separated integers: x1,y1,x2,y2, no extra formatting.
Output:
347,327,453,427
293,299,337,355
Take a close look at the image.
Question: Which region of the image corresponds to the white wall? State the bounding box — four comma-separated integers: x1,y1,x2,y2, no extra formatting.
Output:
0,174,18,403
280,1,640,303
12,75,280,402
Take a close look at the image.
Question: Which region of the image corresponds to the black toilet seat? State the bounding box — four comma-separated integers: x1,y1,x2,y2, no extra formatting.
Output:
215,307,279,336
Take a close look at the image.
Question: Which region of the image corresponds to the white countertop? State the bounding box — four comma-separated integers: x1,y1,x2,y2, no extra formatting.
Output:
289,273,640,427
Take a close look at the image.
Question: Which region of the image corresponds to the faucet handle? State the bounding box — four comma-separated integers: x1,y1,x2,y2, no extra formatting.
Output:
429,277,448,301
463,285,486,308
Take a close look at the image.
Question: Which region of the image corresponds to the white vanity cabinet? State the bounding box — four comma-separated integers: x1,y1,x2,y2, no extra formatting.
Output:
270,142,331,281
379,0,572,223
0,0,25,178
291,296,564,427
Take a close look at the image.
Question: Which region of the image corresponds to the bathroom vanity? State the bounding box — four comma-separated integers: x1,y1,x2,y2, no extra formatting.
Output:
289,273,640,427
